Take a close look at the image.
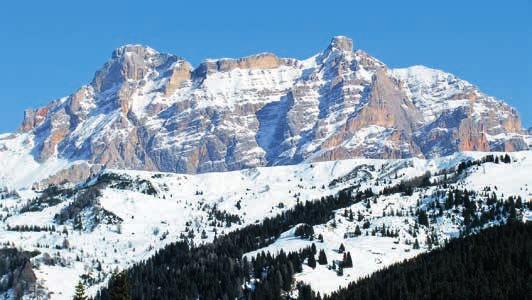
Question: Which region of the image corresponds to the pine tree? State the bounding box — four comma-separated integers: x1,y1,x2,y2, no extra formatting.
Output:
109,271,131,300
343,252,353,268
308,253,317,269
446,191,454,209
318,249,328,265
317,233,324,242
418,210,429,227
337,265,344,276
348,210,354,222
339,243,345,253
503,154,511,163
354,225,361,236
73,281,88,300
311,243,317,255
413,239,420,249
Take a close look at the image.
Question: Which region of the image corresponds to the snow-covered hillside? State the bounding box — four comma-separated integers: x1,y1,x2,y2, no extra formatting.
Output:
0,151,530,299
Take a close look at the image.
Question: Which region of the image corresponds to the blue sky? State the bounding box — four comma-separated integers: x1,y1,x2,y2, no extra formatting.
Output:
0,0,530,132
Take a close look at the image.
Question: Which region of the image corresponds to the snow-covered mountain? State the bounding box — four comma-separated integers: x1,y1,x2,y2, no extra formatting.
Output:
0,150,530,298
0,36,530,299
1,36,527,184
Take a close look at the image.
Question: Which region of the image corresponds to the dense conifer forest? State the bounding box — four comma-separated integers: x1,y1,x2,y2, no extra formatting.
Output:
324,221,531,300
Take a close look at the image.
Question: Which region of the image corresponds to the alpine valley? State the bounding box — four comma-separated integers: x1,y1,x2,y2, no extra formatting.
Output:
0,36,530,299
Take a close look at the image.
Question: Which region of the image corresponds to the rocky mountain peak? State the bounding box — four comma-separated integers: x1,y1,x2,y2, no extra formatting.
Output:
326,36,354,53
111,44,158,59
6,36,530,176
92,44,182,94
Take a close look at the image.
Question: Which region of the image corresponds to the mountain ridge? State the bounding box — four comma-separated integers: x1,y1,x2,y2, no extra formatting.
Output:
2,36,528,185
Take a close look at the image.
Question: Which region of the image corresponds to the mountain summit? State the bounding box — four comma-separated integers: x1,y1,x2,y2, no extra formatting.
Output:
4,36,529,183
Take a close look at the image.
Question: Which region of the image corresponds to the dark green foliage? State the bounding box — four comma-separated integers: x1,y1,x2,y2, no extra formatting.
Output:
308,253,317,269
354,225,361,236
338,243,345,253
6,224,55,232
19,185,74,213
107,271,131,300
54,186,102,224
98,173,157,196
342,252,353,268
207,204,242,227
73,280,88,300
324,222,531,300
417,210,429,227
318,249,327,265
93,161,527,300
54,186,122,230
295,223,315,239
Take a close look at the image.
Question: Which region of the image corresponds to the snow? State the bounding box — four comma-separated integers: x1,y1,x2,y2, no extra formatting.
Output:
0,39,529,298
390,65,475,122
0,157,375,299
0,133,81,189
464,151,532,199
201,65,302,108
242,150,532,295
0,151,530,298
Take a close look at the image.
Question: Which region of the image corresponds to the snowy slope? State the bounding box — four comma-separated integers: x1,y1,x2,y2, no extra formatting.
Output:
0,133,81,189
0,151,530,298
245,151,532,295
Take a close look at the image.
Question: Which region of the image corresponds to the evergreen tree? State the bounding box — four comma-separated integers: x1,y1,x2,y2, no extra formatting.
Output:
338,243,345,253
337,265,344,276
311,243,317,255
413,239,420,250
503,154,511,163
343,252,353,268
354,225,361,236
348,210,354,222
108,271,131,300
73,281,88,300
325,222,529,300
308,253,317,269
318,249,328,265
417,210,429,227
445,191,454,209
317,233,324,242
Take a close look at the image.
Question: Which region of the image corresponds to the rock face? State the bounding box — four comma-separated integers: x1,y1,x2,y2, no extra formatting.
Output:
10,37,529,174
35,162,103,189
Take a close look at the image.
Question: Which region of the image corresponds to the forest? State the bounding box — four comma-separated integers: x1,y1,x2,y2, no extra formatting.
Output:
324,221,531,300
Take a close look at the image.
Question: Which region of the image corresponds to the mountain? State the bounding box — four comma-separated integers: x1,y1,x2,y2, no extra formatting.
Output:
0,37,530,299
2,36,528,185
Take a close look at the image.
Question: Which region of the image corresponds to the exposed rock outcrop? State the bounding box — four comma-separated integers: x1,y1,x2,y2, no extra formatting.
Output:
20,107,48,132
164,61,192,96
9,36,529,176
35,163,103,189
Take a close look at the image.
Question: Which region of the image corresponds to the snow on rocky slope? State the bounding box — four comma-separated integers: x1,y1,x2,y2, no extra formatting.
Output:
0,35,530,299
0,151,530,298
1,36,527,181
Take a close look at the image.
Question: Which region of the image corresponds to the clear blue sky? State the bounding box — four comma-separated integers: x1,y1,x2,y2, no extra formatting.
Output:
0,0,530,132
